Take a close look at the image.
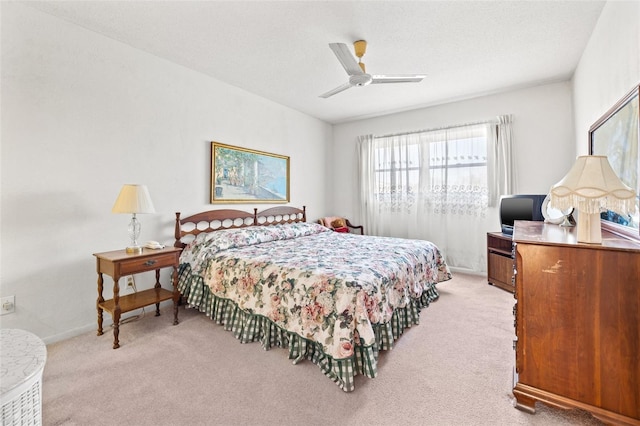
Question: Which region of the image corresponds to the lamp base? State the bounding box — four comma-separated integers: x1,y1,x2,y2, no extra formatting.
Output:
577,212,602,244
125,246,143,255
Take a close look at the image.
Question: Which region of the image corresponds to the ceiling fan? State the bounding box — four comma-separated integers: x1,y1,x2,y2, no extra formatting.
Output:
319,40,426,98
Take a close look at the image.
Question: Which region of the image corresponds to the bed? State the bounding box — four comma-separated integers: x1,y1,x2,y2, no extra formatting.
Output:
174,206,451,391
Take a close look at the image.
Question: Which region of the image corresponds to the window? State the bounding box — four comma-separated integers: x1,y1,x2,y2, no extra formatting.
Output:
374,140,420,208
358,115,514,272
372,124,488,214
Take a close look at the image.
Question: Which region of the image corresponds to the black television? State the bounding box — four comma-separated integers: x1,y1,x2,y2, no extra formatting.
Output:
499,194,546,235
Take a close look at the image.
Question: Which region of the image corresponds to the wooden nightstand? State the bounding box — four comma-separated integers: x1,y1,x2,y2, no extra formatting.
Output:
93,247,182,349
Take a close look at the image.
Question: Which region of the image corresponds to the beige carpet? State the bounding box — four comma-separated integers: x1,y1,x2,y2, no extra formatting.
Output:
42,273,604,425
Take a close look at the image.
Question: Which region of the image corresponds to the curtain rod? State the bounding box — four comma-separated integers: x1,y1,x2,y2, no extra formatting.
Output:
375,119,497,139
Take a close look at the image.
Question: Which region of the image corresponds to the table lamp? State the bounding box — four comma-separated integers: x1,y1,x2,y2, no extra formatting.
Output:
112,184,156,254
549,155,636,244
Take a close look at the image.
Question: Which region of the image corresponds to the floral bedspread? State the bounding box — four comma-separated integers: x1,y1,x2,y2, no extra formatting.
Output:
179,223,451,361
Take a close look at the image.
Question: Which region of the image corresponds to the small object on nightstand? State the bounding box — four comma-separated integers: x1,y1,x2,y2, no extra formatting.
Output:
144,241,165,249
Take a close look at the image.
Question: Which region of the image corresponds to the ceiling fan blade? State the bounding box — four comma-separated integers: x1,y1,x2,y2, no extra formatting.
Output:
329,43,364,76
319,82,353,98
371,75,426,84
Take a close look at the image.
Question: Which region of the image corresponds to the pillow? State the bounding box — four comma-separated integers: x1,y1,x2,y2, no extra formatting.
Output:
331,218,346,228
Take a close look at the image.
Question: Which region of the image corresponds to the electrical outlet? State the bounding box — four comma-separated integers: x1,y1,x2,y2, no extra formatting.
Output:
1,296,15,315
125,275,136,292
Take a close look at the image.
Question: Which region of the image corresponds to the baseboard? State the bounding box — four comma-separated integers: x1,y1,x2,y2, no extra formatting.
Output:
448,266,485,276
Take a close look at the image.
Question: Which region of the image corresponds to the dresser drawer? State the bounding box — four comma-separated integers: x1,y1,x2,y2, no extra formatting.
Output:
119,252,178,275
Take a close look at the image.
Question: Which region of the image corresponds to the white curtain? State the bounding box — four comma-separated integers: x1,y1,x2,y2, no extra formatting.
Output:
488,114,516,206
357,132,428,237
357,134,377,233
357,117,515,272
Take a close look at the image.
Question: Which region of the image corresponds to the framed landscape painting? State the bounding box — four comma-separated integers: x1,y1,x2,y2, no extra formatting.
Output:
211,142,290,204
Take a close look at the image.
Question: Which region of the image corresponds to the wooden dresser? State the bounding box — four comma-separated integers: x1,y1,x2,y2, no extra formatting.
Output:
512,221,640,425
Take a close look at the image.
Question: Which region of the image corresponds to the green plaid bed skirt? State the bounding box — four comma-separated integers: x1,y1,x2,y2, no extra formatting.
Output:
178,264,439,392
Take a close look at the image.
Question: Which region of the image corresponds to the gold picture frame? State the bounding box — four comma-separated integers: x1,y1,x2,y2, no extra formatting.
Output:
211,142,290,204
589,84,639,241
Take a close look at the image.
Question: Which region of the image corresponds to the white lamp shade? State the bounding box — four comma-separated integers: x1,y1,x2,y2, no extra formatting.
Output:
550,155,636,215
112,184,156,214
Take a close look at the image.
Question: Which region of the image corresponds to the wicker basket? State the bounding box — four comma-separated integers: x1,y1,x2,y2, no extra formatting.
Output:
0,329,47,426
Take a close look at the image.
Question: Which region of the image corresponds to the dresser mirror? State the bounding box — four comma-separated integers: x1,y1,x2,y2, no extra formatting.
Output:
589,83,640,241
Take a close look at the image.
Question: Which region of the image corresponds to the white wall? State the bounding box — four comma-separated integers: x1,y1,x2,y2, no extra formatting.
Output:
572,0,639,155
0,3,331,343
2,1,637,343
331,81,576,231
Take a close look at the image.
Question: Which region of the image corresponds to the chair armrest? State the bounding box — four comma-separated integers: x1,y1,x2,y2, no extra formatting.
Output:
345,220,364,235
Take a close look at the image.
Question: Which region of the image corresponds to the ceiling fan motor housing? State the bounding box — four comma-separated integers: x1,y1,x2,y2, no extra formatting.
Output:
350,73,372,87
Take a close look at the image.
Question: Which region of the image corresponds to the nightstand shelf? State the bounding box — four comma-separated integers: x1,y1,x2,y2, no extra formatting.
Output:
93,247,182,349
98,287,174,315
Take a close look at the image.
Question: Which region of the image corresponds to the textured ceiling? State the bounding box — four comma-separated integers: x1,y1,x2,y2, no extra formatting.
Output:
25,1,606,124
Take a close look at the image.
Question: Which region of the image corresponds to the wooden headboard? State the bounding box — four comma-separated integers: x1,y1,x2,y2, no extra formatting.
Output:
174,206,306,248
